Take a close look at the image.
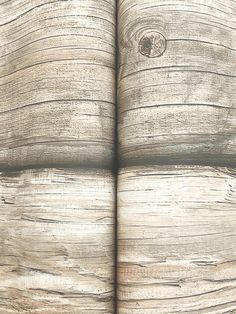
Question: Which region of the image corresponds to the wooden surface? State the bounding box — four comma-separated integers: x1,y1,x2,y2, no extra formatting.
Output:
0,168,114,313
1,1,236,313
0,0,116,169
118,165,236,313
0,1,116,312
118,0,236,166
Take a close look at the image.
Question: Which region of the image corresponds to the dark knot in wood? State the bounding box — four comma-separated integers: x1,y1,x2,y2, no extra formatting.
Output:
138,32,166,58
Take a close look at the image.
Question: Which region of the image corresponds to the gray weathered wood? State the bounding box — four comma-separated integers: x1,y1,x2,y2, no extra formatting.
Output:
118,0,236,166
0,2,116,313
0,0,116,169
0,168,114,313
118,165,236,313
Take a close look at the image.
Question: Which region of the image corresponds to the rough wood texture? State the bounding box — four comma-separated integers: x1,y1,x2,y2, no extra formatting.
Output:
0,0,116,169
0,168,114,313
118,0,236,166
118,165,236,313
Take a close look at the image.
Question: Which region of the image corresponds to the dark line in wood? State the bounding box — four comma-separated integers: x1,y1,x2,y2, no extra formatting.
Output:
0,99,115,115
120,66,236,80
0,0,69,27
0,59,114,80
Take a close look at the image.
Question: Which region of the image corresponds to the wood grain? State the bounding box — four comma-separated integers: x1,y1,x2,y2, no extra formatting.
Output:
118,165,236,313
0,168,114,313
118,0,236,166
0,0,116,169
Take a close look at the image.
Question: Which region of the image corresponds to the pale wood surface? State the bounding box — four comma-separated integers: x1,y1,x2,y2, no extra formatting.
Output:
118,165,236,313
0,0,116,169
0,168,114,313
1,1,236,313
118,0,236,166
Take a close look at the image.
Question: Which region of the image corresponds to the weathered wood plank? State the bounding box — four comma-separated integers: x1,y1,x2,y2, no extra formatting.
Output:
118,165,236,313
118,0,236,166
0,168,114,313
0,0,116,169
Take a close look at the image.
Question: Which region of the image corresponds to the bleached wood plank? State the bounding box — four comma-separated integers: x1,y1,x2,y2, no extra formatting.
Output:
0,168,114,313
118,0,236,166
0,0,116,169
118,165,236,313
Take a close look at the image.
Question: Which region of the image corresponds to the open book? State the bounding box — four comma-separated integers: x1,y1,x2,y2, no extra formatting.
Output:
0,0,235,313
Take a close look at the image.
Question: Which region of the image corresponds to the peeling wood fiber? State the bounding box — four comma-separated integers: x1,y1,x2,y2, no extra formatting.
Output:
0,0,236,313
118,0,236,166
0,0,116,169
0,168,114,313
0,1,116,313
118,165,236,313
117,1,236,312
